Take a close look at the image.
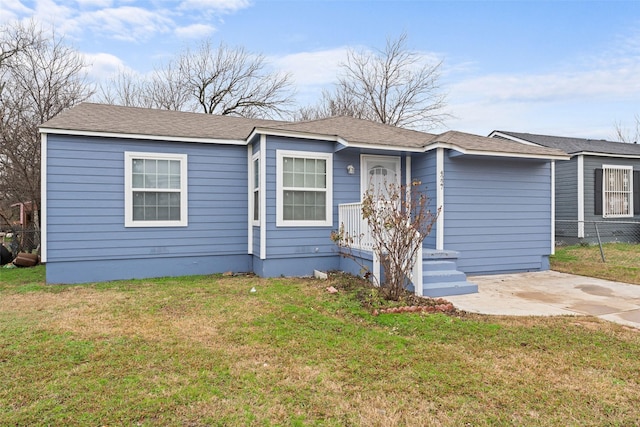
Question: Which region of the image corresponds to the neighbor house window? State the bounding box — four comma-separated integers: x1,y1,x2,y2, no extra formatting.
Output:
252,154,260,223
124,152,188,227
276,150,332,227
603,165,632,218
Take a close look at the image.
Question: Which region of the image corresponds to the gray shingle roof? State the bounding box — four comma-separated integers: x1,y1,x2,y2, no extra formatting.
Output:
257,115,436,148
40,103,566,159
432,131,568,158
40,102,282,141
495,131,640,156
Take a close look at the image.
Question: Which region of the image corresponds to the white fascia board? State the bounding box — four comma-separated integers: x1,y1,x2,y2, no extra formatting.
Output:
249,127,426,153
341,141,425,152
424,142,570,161
248,127,348,146
573,151,640,159
39,127,247,146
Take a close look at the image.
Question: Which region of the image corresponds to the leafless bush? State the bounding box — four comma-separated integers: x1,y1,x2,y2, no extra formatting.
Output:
332,181,438,301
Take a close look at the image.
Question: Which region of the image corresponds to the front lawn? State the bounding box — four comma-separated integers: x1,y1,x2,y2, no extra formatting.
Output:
1,266,639,425
552,243,640,285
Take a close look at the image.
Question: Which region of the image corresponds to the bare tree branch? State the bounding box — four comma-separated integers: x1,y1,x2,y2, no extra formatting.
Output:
178,40,295,118
299,32,449,130
97,39,295,119
0,20,93,230
614,114,640,143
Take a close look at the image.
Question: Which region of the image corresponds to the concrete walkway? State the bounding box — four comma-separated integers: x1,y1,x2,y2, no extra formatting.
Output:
445,271,640,329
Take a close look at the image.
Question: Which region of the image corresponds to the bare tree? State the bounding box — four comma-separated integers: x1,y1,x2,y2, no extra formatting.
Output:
97,61,195,112
614,114,640,143
178,40,294,118
303,33,448,129
332,181,439,301
0,21,94,235
0,20,42,68
98,40,295,119
98,69,148,108
145,60,194,111
292,89,368,122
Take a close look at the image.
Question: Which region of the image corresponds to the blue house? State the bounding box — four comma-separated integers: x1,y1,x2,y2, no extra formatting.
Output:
39,103,568,296
491,130,640,245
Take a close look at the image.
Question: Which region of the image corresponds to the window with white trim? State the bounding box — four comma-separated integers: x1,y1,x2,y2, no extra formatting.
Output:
276,150,332,227
252,154,260,224
124,152,188,227
603,165,633,218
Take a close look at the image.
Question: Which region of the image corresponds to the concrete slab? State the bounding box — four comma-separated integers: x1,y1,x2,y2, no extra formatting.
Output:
445,271,640,329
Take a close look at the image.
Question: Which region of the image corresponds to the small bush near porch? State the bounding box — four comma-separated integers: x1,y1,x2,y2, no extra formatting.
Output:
552,243,640,285
1,266,639,425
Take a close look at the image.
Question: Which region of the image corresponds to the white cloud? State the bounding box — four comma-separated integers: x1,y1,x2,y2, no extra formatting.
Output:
75,0,113,8
441,30,640,139
83,51,132,81
452,67,640,104
271,48,348,105
179,0,252,13
0,0,33,24
174,23,217,39
273,48,347,87
29,0,75,30
74,6,174,42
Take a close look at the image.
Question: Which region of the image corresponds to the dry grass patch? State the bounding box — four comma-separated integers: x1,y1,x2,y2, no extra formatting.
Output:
1,269,640,425
552,243,640,284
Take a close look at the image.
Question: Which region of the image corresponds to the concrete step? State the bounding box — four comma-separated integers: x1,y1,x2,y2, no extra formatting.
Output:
422,260,457,271
423,269,467,284
421,281,479,297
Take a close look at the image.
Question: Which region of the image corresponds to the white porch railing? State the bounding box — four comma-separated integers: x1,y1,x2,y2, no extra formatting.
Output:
338,202,423,295
338,202,374,251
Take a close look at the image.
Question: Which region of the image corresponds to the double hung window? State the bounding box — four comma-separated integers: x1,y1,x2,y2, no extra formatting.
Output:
252,155,260,223
125,152,188,227
276,150,332,226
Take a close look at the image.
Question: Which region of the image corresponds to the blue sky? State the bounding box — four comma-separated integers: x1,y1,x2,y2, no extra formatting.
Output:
2,0,640,139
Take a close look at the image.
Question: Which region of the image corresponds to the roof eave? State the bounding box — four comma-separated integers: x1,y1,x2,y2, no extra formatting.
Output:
39,127,247,146
572,151,640,159
425,142,570,160
249,127,426,152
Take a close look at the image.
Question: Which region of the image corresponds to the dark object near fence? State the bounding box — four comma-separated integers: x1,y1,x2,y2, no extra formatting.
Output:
0,245,12,265
13,252,38,267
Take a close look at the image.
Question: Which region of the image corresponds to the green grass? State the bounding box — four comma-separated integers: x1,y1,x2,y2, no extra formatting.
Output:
552,243,640,285
1,267,639,425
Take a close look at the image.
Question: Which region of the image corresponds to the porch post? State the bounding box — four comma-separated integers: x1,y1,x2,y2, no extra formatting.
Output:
436,148,444,250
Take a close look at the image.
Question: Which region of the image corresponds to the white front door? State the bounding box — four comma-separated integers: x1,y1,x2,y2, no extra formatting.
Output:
361,155,401,199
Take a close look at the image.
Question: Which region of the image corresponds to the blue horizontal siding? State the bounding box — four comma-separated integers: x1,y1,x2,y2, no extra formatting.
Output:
47,254,252,284
264,136,338,262
442,156,552,275
412,152,437,248
45,135,249,280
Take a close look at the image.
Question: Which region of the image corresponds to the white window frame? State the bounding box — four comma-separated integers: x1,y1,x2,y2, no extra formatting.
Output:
124,151,188,227
602,164,633,218
251,152,260,226
276,150,333,227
